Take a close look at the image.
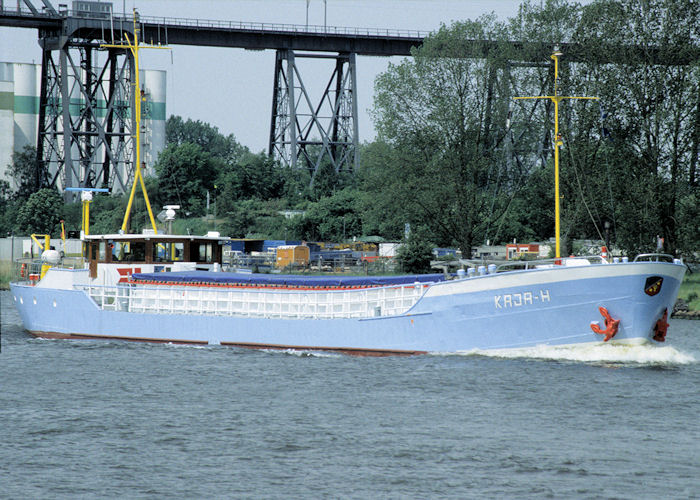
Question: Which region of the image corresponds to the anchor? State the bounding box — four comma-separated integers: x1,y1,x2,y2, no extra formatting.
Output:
652,309,669,342
590,307,620,342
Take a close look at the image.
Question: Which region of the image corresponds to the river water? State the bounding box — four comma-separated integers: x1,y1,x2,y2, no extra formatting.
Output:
1,290,699,498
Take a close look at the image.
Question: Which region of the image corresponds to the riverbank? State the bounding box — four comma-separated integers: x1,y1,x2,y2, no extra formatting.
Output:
0,261,11,290
673,310,700,319
674,270,700,319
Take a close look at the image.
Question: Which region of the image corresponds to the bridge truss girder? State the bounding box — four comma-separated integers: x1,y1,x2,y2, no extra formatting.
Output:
269,50,359,184
37,34,136,200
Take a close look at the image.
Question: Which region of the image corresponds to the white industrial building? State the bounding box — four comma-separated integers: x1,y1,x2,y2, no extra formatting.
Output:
0,61,166,190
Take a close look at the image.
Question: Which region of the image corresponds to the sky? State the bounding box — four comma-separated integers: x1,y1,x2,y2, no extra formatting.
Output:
0,0,528,152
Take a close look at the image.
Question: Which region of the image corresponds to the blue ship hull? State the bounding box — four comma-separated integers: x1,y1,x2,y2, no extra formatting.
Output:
10,261,684,355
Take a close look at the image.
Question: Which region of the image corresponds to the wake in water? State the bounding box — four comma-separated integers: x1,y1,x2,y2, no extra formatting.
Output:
268,348,342,358
21,329,696,364
453,342,696,366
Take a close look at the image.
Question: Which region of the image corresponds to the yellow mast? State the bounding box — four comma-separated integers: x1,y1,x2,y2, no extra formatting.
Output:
82,193,90,235
514,50,598,259
102,10,169,234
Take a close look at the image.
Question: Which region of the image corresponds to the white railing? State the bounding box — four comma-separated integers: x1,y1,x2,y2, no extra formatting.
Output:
633,253,675,263
495,256,608,272
12,258,85,284
79,282,430,319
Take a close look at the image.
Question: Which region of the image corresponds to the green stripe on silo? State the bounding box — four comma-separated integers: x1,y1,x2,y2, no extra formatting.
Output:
10,96,164,119
14,96,40,114
148,102,166,120
0,91,13,111
138,101,165,120
69,98,83,116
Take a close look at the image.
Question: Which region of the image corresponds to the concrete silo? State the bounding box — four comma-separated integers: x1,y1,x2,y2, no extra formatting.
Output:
11,63,41,153
0,66,14,183
0,62,41,188
139,69,166,177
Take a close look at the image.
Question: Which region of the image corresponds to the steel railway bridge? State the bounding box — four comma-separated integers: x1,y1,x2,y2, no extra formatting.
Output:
0,0,429,195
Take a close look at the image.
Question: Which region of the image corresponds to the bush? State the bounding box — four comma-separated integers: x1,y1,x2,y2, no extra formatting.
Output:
16,188,64,235
395,230,434,274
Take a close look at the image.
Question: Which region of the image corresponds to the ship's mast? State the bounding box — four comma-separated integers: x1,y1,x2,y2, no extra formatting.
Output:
514,50,598,259
101,10,169,234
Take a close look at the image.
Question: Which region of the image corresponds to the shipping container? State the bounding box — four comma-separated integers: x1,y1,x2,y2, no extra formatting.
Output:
275,245,310,268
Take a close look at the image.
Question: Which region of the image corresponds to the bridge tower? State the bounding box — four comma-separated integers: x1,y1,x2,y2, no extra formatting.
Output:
269,50,359,184
36,5,137,200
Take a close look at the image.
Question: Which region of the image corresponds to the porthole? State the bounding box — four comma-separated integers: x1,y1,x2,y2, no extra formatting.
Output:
33,297,37,305
19,297,23,304
53,300,57,308
13,295,17,302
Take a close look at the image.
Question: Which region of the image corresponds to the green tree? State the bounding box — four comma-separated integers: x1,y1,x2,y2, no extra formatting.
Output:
154,143,221,216
372,16,521,254
676,192,700,255
290,188,362,242
502,0,602,254
215,152,285,214
219,198,290,239
166,115,249,162
16,188,63,235
395,229,434,274
280,167,312,207
571,0,700,254
60,201,83,235
356,141,406,240
6,145,45,200
494,165,553,244
0,178,21,234
310,161,340,201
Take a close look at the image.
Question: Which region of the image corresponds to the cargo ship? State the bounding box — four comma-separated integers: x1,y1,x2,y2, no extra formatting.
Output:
9,231,685,355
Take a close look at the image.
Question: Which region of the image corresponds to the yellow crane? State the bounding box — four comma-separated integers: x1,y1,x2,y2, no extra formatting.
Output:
514,50,598,259
101,10,170,234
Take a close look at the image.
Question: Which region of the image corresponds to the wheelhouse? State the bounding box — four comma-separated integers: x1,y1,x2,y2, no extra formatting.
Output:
83,233,230,277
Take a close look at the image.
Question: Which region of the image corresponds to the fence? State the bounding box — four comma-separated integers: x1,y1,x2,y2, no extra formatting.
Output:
0,237,26,263
0,237,83,263
80,281,430,320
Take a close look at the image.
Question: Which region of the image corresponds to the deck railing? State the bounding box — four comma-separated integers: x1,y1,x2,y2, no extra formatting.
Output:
79,281,430,320
633,253,676,263
495,256,608,272
11,258,85,284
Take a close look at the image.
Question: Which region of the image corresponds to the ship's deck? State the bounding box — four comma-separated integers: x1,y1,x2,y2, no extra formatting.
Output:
130,271,447,289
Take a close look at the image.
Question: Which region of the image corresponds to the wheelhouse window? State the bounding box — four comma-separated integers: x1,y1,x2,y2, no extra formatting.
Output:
154,242,184,262
113,241,146,262
198,243,213,263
